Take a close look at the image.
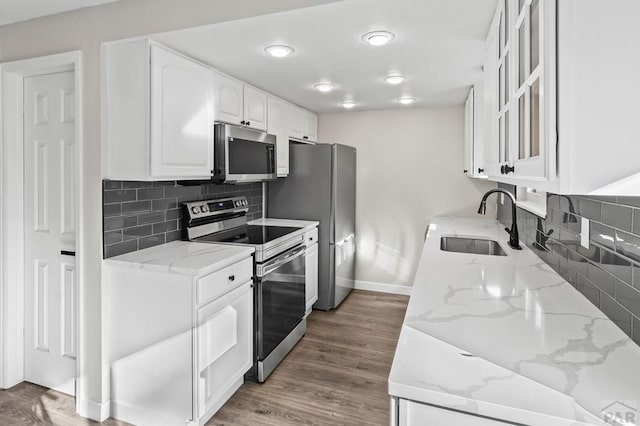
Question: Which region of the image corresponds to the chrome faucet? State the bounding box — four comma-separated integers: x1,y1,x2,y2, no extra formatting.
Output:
477,189,522,250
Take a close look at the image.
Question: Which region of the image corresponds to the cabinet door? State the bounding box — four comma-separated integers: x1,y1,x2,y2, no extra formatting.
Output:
305,243,318,314
267,96,290,176
303,110,318,142
244,86,268,131
473,82,485,176
398,399,511,426
289,106,305,140
150,45,214,179
463,88,474,176
511,0,556,180
213,72,243,126
483,22,501,178
196,281,253,420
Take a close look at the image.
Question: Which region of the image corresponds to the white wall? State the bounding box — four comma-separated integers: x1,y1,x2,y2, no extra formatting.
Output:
319,107,496,288
0,0,339,415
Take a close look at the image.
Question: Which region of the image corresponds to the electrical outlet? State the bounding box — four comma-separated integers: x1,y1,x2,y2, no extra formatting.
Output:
581,218,590,249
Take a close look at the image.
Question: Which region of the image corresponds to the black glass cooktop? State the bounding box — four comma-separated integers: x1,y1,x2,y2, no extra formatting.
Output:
195,225,301,246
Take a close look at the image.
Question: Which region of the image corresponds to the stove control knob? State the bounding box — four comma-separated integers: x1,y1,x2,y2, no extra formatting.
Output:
191,206,201,214
201,204,209,213
243,199,247,206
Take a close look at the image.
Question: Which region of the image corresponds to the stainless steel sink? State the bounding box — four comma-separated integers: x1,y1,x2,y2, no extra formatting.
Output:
440,237,507,256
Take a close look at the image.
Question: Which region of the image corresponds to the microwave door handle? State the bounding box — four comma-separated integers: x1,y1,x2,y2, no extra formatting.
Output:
261,246,306,276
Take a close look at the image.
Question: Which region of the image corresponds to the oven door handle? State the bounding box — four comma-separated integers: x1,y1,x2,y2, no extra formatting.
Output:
260,245,306,277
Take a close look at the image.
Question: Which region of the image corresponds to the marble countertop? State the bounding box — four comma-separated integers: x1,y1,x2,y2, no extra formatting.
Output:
249,217,319,230
389,217,640,425
104,241,254,276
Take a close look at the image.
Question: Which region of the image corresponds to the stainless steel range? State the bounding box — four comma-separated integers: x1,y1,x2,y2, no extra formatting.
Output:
182,196,306,382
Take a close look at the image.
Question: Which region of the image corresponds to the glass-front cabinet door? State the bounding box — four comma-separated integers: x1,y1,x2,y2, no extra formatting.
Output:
486,0,556,182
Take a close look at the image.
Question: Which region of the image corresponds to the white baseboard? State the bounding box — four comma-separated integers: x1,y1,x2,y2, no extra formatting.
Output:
77,398,110,422
354,280,412,296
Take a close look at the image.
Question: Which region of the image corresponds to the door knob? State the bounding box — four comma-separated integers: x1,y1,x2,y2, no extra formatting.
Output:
61,250,76,257
504,164,515,174
477,168,484,174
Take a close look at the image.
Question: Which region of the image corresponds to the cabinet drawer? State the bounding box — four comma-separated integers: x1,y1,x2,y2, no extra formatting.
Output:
197,257,253,305
398,399,512,425
304,228,318,247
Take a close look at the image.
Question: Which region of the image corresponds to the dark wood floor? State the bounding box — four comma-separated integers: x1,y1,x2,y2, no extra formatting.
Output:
0,290,408,425
209,290,409,426
0,382,127,425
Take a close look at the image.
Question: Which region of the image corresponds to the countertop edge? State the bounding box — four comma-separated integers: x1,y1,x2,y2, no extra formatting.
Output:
103,242,255,277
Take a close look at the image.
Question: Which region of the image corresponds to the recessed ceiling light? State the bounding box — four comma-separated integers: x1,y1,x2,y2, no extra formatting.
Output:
342,101,356,109
314,83,335,93
397,97,416,105
362,31,395,46
264,45,294,58
383,74,406,85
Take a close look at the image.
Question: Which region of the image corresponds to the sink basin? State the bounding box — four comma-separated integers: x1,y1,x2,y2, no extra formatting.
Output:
440,237,507,256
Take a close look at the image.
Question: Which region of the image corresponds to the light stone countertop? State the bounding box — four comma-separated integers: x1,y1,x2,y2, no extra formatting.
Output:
104,241,254,276
389,217,640,426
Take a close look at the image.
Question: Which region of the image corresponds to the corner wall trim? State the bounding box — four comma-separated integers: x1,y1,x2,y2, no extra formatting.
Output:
354,280,412,296
77,398,110,422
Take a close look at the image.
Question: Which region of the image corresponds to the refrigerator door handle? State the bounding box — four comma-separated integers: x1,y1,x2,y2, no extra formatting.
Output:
336,233,355,246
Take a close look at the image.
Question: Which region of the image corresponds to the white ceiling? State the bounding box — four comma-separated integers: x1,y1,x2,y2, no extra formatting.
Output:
154,0,497,113
0,0,118,26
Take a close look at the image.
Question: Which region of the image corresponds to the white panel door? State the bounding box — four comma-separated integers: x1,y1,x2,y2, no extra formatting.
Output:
23,71,77,395
150,45,214,179
213,72,243,126
243,86,268,131
267,96,290,176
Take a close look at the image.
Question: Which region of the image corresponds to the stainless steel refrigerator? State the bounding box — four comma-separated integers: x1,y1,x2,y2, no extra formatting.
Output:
268,143,356,310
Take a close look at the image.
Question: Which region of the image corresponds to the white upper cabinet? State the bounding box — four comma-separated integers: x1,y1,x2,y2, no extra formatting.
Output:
104,38,320,181
464,87,486,178
289,106,305,140
243,86,268,131
104,39,214,181
213,72,243,126
481,0,640,194
303,110,318,142
289,106,318,143
214,72,268,131
267,96,291,177
483,0,555,182
150,45,215,178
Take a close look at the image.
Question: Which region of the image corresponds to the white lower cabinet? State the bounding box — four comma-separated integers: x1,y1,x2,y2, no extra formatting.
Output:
305,242,319,314
196,282,253,422
105,255,253,426
395,399,512,426
304,227,319,314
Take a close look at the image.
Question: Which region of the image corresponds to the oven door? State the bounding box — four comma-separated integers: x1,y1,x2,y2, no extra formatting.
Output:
214,123,276,183
256,244,306,361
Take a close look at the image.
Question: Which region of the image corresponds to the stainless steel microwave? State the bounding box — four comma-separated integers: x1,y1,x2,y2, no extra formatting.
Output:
213,123,277,184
